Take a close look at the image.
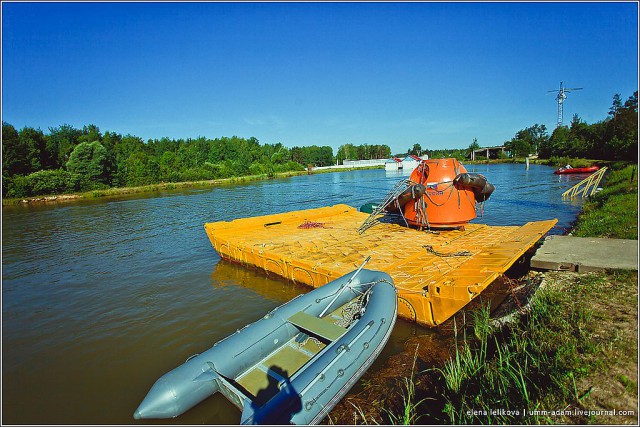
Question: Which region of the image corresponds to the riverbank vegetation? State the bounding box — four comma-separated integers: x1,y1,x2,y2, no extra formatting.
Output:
572,165,638,239
435,268,638,425
3,90,636,200
1,124,318,198
503,91,638,162
330,163,638,425
2,120,397,200
335,267,637,425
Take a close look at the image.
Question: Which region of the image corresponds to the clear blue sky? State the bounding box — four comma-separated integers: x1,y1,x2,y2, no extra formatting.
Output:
2,1,638,155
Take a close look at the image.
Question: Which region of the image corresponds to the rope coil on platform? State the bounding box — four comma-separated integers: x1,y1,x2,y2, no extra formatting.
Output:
422,245,473,257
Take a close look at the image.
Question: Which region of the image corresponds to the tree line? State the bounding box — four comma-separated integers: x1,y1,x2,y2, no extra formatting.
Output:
335,143,392,164
3,91,635,198
451,91,637,162
1,123,392,198
502,91,638,161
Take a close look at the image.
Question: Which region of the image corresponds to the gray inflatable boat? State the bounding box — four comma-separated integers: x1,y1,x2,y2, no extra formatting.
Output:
134,267,397,424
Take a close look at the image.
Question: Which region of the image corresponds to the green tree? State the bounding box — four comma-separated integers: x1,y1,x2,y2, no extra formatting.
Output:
270,145,290,164
159,151,179,181
111,134,146,186
148,137,179,159
18,126,48,172
505,124,548,157
609,91,638,161
2,122,26,177
371,144,391,159
409,143,422,156
505,134,531,157
79,124,102,144
124,152,160,186
336,143,388,163
609,93,623,119
2,122,25,196
297,145,334,166
65,141,108,189
468,138,480,158
540,126,569,158
48,124,82,166
23,169,77,196
336,143,355,164
182,137,210,168
290,146,304,164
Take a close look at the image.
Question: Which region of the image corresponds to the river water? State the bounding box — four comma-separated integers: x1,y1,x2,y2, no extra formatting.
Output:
2,163,585,424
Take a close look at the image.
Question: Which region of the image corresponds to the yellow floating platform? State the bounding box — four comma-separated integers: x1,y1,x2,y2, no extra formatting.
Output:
204,204,557,327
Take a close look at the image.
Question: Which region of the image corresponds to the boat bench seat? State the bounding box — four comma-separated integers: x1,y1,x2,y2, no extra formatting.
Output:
288,311,345,342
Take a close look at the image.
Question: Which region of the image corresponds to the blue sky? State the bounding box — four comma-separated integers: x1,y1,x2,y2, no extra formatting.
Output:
2,2,638,155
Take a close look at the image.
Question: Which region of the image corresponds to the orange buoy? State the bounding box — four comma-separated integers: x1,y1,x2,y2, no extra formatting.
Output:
404,158,477,228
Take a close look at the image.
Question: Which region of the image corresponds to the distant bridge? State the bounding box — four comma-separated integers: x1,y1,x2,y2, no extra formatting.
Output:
471,146,507,160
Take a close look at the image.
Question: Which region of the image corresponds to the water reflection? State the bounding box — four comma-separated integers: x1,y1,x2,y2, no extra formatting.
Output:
210,260,307,304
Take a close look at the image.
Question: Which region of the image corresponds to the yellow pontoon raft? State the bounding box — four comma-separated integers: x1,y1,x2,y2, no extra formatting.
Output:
204,204,556,327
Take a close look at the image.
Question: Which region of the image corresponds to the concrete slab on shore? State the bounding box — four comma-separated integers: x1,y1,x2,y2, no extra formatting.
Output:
531,235,638,272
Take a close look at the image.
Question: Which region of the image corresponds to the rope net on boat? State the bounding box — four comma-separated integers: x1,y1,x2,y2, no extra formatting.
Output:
357,179,415,234
335,292,367,327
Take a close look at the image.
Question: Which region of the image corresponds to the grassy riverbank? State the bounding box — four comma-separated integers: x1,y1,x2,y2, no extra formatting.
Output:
3,157,614,207
1,166,388,207
330,267,637,425
572,164,638,239
1,170,311,206
328,164,638,425
435,269,638,425
467,156,612,169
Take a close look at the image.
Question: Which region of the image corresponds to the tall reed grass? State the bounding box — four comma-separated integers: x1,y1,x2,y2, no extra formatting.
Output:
437,273,613,424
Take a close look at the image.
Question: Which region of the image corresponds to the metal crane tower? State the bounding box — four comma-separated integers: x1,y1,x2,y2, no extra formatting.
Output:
547,81,583,128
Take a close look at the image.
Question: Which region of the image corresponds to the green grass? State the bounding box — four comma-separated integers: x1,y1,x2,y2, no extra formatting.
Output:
1,170,311,206
383,346,428,425
343,346,429,425
572,165,638,239
435,270,635,424
334,162,637,425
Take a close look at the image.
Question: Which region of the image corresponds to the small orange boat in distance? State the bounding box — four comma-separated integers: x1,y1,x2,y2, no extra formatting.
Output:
394,158,494,229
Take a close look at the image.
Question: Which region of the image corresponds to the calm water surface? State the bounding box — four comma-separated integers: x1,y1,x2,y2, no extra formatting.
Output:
2,164,585,424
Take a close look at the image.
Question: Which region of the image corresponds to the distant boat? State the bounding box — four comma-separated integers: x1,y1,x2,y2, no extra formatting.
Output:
134,268,397,425
554,166,600,175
